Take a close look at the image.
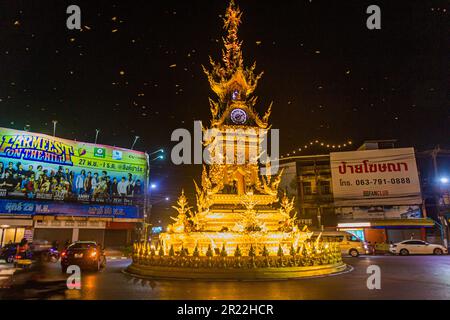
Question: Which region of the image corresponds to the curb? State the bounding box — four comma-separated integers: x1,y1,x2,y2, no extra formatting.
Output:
124,262,351,282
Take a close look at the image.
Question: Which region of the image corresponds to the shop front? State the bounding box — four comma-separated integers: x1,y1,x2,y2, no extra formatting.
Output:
0,198,143,249
33,216,108,248
0,216,34,247
338,218,435,244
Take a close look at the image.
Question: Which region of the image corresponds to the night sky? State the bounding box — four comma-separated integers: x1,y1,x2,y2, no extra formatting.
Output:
0,0,448,222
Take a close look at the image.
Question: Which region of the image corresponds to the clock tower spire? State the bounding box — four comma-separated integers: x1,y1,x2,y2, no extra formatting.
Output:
203,0,272,129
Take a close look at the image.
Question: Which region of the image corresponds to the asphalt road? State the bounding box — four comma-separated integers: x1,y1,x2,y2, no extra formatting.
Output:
2,255,450,299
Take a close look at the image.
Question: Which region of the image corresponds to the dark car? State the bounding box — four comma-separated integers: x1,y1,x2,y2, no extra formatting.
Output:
0,243,19,263
60,241,106,272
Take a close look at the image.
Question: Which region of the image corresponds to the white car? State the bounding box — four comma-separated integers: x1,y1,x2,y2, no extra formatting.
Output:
390,240,448,256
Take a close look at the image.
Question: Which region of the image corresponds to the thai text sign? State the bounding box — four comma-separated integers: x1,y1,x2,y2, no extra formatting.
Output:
0,198,140,219
330,148,421,206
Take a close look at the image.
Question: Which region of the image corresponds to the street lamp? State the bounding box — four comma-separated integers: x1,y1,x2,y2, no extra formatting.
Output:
131,135,140,150
152,155,164,161
149,148,164,156
440,177,449,184
94,129,100,144
52,120,58,137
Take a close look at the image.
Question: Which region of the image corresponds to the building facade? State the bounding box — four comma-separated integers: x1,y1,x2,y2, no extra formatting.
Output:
416,147,450,246
279,141,436,244
0,127,148,248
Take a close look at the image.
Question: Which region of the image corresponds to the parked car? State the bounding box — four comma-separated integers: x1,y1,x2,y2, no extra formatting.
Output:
390,240,448,256
60,241,106,272
312,231,369,257
0,243,19,263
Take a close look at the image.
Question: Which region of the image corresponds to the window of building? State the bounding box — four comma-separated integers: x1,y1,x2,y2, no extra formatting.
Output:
320,180,331,194
303,181,312,195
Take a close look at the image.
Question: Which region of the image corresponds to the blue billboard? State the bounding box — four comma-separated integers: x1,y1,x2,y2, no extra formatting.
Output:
0,198,141,219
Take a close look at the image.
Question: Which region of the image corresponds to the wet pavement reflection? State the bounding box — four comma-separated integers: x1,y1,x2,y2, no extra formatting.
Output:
3,255,450,300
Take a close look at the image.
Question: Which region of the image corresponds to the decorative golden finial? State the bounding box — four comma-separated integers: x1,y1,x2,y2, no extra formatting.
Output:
222,0,243,73
203,0,263,109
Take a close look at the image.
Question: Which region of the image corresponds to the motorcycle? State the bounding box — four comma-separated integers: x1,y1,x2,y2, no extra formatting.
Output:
44,247,60,263
1,255,67,299
13,251,33,269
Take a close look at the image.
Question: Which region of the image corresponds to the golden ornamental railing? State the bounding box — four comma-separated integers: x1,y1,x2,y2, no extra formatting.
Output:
131,241,342,269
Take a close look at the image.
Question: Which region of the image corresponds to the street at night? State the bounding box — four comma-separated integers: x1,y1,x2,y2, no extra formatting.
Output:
0,0,449,312
2,256,450,300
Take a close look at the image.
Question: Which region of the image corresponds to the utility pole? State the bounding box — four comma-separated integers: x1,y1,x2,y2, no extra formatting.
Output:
431,146,448,248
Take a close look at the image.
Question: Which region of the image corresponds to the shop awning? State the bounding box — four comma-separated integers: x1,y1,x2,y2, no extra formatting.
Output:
370,218,435,227
0,218,34,227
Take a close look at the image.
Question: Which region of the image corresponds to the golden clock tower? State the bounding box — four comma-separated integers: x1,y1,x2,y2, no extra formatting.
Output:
128,2,345,280
165,0,293,238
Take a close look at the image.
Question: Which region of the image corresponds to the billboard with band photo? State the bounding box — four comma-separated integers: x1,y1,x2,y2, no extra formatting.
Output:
0,127,148,209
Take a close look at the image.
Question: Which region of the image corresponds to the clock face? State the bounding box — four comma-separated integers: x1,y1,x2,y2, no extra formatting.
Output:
230,108,247,124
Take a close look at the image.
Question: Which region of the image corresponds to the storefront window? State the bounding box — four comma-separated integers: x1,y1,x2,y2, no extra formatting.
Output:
3,228,16,245
320,180,331,194
0,227,26,246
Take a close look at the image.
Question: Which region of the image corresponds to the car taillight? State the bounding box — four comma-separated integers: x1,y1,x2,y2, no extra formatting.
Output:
15,255,20,259
61,251,67,257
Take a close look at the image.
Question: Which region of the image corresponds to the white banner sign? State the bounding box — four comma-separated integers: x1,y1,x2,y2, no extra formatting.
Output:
330,148,422,206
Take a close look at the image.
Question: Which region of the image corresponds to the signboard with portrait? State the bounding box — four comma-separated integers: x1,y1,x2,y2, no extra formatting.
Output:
0,127,148,213
330,148,422,206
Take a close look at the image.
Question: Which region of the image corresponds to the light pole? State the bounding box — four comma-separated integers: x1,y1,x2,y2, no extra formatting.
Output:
143,195,169,241
141,148,164,241
52,120,58,137
131,136,140,150
438,176,449,248
94,129,100,144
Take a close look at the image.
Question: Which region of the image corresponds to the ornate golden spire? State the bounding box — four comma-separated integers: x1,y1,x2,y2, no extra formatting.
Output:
203,0,264,113
222,0,243,74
